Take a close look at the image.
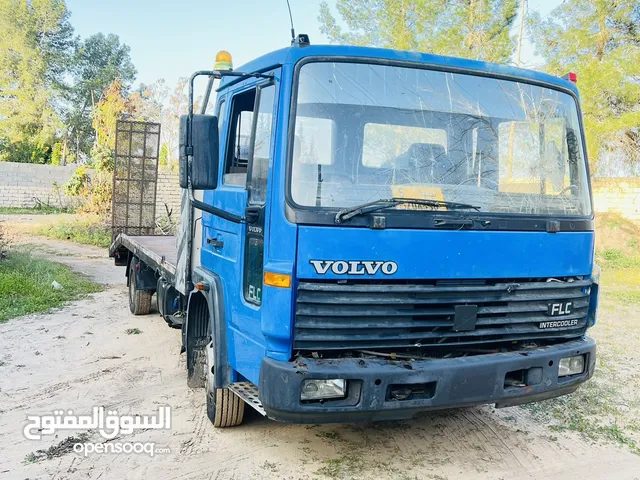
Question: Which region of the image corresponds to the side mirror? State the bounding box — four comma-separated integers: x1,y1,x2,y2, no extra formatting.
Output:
179,114,219,189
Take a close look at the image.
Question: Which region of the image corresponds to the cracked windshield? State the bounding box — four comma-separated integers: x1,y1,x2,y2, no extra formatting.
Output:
291,62,591,216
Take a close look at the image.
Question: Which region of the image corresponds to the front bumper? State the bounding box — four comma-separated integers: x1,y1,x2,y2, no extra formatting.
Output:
258,337,596,423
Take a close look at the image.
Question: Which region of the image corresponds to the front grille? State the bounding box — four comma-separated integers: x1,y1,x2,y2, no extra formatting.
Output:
293,279,592,352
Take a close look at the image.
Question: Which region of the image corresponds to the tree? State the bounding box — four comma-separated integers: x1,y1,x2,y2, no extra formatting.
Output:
318,0,519,63
126,79,169,123
529,0,640,173
160,77,202,165
161,78,188,164
0,0,75,163
92,78,127,153
64,77,127,216
62,33,136,161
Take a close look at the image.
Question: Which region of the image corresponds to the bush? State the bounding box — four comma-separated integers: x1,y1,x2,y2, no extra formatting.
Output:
63,166,112,217
155,203,177,235
0,139,52,164
64,165,91,196
90,143,114,172
36,217,112,248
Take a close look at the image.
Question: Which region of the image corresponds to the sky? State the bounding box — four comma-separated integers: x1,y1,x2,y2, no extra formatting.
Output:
65,0,562,93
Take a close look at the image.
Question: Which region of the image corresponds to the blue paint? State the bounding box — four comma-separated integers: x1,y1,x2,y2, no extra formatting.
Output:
223,45,580,98
197,45,593,388
297,228,594,280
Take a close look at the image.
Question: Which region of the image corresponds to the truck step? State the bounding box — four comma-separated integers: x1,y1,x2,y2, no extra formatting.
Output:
228,381,265,416
165,313,184,329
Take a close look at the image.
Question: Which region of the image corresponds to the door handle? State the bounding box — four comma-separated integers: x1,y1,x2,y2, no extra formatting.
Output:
207,237,224,249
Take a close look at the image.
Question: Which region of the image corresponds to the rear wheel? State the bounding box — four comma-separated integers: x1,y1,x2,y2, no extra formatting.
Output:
128,260,152,315
205,340,245,427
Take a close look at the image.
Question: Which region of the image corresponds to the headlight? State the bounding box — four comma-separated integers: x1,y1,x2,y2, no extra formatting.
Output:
300,379,346,401
558,355,585,377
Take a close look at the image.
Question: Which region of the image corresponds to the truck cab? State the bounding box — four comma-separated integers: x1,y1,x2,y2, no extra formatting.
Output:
117,39,598,427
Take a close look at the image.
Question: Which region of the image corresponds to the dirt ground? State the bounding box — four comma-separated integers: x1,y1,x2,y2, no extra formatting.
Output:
1,223,640,479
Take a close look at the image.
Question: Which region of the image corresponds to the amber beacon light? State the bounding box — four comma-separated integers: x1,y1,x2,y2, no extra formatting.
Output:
214,50,233,71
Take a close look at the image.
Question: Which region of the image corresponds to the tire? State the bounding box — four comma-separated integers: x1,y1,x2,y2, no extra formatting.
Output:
128,261,152,315
205,340,245,428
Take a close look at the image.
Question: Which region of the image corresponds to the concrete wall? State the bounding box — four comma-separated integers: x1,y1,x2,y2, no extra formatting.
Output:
592,178,640,221
1,161,639,220
0,161,182,219
0,162,78,208
155,169,181,220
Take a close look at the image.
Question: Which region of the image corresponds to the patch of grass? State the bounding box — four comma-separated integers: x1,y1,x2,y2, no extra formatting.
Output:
0,205,74,215
597,213,632,231
261,460,278,472
607,289,640,304
23,452,38,464
23,433,90,463
598,248,640,270
125,328,142,335
316,454,366,479
315,430,342,440
0,250,102,323
596,213,640,253
601,266,640,288
521,357,640,455
35,218,111,248
597,241,640,304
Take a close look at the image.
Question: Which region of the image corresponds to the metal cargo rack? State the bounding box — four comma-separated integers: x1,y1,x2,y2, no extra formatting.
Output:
112,120,161,240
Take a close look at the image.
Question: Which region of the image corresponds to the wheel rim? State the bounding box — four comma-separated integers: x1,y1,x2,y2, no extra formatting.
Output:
205,340,215,398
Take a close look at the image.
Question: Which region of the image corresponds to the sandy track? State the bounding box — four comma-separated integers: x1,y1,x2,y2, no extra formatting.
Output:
1,238,639,479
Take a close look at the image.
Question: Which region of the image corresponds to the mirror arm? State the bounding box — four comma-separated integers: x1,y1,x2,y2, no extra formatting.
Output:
189,191,245,224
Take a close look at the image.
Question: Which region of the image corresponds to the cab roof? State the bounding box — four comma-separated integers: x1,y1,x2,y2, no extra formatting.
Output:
220,44,578,96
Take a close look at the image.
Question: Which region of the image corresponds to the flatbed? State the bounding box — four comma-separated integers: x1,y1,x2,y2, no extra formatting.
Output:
109,234,177,283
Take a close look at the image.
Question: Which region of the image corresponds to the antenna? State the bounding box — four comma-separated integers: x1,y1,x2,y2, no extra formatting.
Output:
286,0,295,41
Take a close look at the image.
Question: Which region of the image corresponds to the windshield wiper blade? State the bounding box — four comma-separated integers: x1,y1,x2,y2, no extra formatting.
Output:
334,197,481,223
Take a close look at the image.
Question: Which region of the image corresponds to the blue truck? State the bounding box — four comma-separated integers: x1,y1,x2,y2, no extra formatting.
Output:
109,36,599,427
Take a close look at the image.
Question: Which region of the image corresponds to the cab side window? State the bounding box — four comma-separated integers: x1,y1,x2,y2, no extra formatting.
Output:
248,84,276,204
223,88,256,186
243,82,277,306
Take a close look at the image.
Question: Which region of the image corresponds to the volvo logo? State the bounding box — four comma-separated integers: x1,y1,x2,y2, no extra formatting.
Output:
310,260,398,276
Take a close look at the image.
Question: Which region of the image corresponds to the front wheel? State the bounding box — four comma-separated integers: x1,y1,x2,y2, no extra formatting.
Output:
205,340,245,427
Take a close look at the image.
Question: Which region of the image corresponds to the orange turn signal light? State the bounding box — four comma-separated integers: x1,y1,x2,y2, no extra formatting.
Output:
264,271,291,288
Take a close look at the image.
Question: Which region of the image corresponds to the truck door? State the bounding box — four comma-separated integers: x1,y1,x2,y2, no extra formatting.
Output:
201,76,278,384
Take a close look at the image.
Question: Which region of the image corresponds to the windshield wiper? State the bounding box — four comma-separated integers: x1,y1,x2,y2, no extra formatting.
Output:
334,197,481,224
